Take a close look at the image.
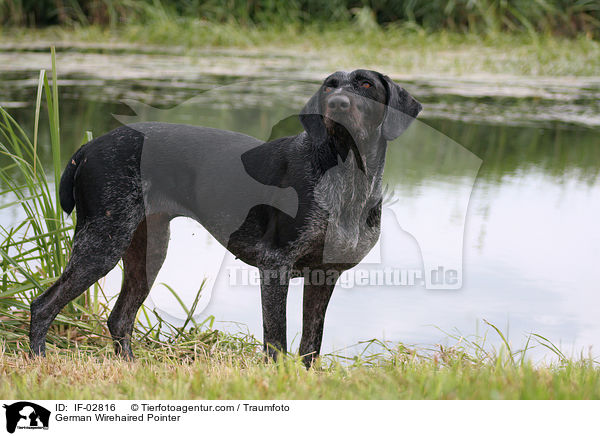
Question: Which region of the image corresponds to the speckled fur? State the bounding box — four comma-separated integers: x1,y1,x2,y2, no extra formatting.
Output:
29,70,421,367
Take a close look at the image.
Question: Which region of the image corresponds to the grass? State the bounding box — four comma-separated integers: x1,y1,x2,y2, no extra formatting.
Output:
2,328,600,399
0,47,175,358
2,0,599,78
0,49,69,304
2,23,599,78
1,49,600,400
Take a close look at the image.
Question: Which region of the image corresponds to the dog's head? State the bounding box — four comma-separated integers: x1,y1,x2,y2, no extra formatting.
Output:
300,69,422,150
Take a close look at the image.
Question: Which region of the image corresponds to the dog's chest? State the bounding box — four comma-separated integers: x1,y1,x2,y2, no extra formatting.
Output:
300,160,381,264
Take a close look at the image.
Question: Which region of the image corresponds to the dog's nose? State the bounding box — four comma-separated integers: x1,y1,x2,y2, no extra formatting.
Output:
327,94,351,112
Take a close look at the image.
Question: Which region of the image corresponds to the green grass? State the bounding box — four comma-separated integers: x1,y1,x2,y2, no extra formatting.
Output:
3,0,600,80
0,48,69,309
3,23,600,77
2,0,600,79
2,329,600,399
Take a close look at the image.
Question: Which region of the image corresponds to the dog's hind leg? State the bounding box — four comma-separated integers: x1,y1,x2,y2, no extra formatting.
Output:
29,216,140,357
107,214,170,360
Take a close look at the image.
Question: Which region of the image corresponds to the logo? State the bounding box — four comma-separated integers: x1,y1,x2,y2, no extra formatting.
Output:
2,402,50,433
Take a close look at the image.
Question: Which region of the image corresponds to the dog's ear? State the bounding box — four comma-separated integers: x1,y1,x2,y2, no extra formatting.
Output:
379,74,422,141
241,141,291,188
299,90,327,143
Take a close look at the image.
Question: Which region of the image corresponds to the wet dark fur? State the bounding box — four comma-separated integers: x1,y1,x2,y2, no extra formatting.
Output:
29,70,421,367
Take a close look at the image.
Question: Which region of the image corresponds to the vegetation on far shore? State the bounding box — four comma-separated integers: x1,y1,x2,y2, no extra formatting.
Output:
2,0,599,38
1,1,599,77
0,25,598,78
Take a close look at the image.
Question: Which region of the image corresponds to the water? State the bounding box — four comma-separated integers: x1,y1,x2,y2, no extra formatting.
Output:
1,48,599,360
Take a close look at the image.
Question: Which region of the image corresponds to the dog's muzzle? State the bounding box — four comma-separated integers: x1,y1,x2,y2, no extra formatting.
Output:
327,94,351,113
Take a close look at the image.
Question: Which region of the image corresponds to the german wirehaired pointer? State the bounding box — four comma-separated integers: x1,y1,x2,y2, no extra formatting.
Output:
30,70,421,367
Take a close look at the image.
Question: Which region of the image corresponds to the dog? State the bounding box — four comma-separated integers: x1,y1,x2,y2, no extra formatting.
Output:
29,69,421,367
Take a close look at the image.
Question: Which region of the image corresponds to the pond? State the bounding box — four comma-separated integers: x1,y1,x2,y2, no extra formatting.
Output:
1,48,599,360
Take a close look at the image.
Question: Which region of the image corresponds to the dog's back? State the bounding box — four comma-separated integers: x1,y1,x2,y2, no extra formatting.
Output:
31,71,422,366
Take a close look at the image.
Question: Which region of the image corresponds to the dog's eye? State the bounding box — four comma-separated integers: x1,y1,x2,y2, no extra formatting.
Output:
361,81,373,89
324,81,337,92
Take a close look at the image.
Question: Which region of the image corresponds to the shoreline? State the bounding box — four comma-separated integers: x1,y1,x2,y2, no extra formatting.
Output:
1,25,599,79
1,38,599,128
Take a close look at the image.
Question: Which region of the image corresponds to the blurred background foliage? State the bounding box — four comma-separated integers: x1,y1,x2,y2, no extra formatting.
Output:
0,0,598,38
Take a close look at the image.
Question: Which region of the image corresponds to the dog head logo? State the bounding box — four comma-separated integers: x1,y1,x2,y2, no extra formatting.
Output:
3,402,50,433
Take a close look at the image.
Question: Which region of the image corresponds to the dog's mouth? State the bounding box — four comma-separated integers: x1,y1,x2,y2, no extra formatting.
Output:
324,107,370,139
324,107,354,126
323,117,367,173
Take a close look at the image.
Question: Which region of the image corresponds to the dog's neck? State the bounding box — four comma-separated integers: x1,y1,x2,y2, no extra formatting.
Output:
307,132,387,230
307,132,385,253
311,131,387,198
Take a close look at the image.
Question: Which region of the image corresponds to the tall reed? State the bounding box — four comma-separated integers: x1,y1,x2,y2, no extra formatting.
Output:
0,48,114,352
0,52,218,354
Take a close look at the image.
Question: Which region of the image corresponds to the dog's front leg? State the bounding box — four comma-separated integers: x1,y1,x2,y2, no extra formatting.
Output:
259,266,290,361
299,269,339,368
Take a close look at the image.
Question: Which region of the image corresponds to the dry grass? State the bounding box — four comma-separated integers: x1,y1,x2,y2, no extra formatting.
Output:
2,337,600,400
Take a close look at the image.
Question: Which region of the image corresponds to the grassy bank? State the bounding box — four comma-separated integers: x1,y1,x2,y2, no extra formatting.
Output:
2,334,600,399
3,25,600,78
2,0,599,78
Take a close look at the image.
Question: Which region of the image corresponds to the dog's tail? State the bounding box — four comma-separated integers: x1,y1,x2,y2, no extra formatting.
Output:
59,145,87,215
